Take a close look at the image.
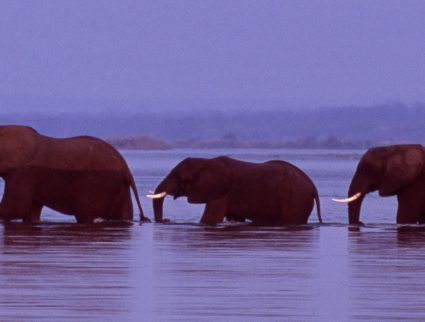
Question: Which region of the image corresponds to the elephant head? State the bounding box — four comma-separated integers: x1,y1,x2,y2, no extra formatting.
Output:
149,157,232,222
334,145,425,224
0,126,38,175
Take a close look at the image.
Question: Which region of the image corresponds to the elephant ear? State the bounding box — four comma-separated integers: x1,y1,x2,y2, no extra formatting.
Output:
191,157,232,202
379,145,425,196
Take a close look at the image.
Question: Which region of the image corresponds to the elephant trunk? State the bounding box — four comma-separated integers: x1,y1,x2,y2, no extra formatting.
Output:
153,195,165,223
152,179,174,223
347,176,367,225
348,195,365,224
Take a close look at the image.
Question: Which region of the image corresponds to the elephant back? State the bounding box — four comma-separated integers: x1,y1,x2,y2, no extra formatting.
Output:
31,135,129,172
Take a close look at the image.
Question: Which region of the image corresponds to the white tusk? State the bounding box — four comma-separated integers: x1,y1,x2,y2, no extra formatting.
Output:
332,192,362,203
146,192,167,199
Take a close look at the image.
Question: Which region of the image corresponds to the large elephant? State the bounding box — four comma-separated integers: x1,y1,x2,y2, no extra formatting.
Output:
334,144,425,224
148,156,322,225
0,125,149,224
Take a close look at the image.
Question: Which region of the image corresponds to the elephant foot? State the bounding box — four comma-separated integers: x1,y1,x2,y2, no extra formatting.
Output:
22,219,41,225
23,214,41,225
75,216,95,224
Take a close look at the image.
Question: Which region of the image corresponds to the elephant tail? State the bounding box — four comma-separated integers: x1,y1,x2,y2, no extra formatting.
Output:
314,188,323,223
129,174,150,222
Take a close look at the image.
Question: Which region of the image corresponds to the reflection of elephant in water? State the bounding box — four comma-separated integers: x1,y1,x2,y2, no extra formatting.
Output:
2,223,132,248
334,144,425,224
0,125,149,224
149,156,322,225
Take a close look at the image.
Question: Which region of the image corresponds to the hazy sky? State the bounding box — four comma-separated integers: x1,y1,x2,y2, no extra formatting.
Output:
1,0,424,110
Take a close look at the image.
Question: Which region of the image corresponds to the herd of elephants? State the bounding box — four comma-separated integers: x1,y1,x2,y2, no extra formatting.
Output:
0,125,424,226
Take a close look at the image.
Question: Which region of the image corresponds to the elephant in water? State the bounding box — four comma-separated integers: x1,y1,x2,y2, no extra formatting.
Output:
148,156,322,225
333,144,425,224
0,125,149,224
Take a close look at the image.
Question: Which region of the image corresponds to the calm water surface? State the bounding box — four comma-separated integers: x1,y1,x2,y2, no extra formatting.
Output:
1,149,425,321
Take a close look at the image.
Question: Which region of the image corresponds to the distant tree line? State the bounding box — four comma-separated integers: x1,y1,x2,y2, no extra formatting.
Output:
106,133,376,150
2,98,425,146
106,135,171,150
171,133,375,149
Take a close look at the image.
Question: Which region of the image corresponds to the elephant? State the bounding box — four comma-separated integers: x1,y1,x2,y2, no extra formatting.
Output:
333,144,425,224
0,125,149,224
148,156,322,225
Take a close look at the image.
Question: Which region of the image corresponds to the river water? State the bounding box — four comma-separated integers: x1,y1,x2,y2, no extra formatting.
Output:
1,149,425,321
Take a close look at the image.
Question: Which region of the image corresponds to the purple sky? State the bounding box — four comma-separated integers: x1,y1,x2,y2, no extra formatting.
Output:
1,0,424,110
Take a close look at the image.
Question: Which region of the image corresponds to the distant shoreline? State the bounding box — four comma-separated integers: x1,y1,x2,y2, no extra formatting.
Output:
2,102,425,147
106,135,379,150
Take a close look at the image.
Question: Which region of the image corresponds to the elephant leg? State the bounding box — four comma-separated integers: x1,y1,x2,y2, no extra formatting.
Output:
396,185,425,224
419,210,425,224
75,214,95,224
0,177,34,221
278,191,314,225
200,198,227,225
0,199,16,221
110,188,133,221
23,202,43,224
73,201,96,224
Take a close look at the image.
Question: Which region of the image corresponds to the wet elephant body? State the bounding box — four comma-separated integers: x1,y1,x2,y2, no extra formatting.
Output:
151,156,322,225
339,144,425,224
0,125,147,224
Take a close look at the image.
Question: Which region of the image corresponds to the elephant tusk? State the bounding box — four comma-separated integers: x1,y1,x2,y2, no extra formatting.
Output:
332,192,362,203
147,191,167,199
